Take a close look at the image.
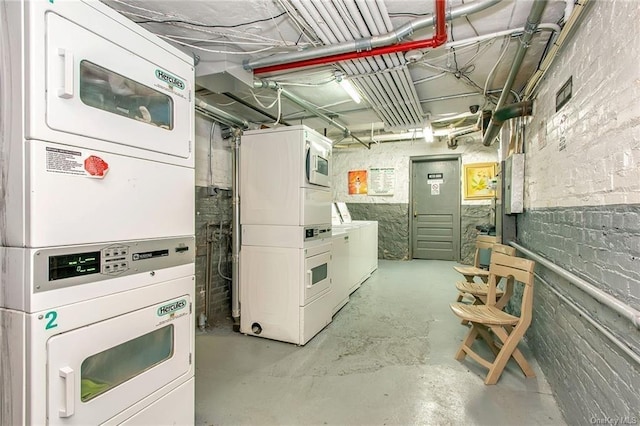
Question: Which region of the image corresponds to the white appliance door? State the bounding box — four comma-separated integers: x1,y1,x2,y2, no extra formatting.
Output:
305,137,331,188
45,12,191,158
46,295,192,425
303,250,331,305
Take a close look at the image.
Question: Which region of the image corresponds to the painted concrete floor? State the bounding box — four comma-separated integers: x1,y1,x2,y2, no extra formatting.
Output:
195,260,565,426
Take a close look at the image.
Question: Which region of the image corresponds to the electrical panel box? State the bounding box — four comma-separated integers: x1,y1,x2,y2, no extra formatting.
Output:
504,154,525,214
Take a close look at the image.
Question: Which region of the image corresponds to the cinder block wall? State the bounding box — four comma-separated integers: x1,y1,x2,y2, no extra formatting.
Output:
511,1,640,423
332,140,496,260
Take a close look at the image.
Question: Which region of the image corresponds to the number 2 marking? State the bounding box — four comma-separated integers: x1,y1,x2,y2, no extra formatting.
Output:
45,311,58,330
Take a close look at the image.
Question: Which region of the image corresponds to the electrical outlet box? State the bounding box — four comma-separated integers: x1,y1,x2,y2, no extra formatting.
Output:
504,154,525,214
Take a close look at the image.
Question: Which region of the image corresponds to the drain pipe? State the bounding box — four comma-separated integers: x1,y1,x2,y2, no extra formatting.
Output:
231,129,241,331
482,0,547,146
247,0,502,74
255,79,371,149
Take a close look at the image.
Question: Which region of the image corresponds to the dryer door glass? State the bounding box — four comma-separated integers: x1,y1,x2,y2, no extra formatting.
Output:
80,325,174,401
80,61,174,130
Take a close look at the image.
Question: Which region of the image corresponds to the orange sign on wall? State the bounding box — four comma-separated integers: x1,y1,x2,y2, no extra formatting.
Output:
348,170,368,195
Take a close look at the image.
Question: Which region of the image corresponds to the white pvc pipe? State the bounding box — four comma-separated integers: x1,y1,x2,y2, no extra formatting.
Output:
445,23,561,49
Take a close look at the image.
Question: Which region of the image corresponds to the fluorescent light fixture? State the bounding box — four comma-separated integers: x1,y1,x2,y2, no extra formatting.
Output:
423,115,434,143
338,77,361,104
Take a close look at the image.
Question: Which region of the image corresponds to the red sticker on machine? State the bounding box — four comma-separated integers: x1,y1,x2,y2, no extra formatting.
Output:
84,155,110,177
45,147,109,179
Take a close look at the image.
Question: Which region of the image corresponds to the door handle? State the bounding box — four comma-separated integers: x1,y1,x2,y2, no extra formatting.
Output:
59,366,75,418
57,48,74,99
306,270,313,288
413,200,417,217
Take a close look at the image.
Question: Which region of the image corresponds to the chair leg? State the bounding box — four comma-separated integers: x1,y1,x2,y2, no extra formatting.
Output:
456,292,464,302
455,324,479,361
484,326,529,385
492,327,535,378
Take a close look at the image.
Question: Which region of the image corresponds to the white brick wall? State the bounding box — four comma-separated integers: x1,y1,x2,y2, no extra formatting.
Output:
524,1,640,209
194,114,232,189
332,138,498,204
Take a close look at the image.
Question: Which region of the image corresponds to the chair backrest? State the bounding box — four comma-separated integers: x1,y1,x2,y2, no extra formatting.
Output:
491,243,516,256
473,235,499,268
485,252,536,325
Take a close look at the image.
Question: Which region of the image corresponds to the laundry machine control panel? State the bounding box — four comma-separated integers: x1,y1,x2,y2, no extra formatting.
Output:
35,236,195,293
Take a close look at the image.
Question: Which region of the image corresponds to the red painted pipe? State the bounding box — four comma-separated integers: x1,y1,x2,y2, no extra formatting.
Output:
254,0,447,75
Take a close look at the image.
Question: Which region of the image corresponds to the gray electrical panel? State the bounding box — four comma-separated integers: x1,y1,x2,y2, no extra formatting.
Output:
504,154,525,214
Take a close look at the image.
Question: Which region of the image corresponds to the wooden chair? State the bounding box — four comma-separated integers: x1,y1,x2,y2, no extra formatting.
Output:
455,243,517,308
450,252,536,385
453,235,498,284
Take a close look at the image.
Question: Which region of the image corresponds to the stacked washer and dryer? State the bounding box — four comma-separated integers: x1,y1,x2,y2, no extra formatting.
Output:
1,1,195,424
240,125,334,345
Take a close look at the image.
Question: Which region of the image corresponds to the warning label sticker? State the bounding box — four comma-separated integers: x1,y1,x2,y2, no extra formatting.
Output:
46,147,109,178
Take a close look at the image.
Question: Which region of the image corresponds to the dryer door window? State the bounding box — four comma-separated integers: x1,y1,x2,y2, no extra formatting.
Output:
304,250,331,304
80,325,174,402
80,61,174,130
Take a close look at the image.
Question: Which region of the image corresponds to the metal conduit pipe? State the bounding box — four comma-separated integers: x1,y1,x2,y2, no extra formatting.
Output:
254,80,371,149
246,0,501,73
482,0,547,146
510,242,640,329
195,97,249,129
534,272,640,366
231,130,241,328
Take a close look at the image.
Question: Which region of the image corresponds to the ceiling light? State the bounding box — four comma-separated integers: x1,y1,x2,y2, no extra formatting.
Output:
423,114,434,143
335,72,361,104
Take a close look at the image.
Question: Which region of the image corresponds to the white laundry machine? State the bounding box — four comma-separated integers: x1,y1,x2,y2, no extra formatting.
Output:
240,125,332,226
0,1,197,424
1,0,195,247
240,224,333,345
0,239,195,425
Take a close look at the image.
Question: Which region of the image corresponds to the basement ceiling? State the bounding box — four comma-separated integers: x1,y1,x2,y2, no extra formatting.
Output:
101,0,569,145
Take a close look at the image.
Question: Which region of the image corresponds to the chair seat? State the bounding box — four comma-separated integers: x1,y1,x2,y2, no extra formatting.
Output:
453,265,489,277
455,281,504,297
449,303,519,326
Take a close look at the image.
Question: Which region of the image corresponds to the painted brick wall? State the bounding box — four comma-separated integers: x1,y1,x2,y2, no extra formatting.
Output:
194,115,234,325
511,1,640,423
333,139,497,261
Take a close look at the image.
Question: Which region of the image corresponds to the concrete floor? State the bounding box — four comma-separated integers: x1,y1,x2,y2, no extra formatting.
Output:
195,260,565,426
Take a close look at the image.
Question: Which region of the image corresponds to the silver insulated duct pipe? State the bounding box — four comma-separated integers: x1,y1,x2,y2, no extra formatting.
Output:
482,0,548,146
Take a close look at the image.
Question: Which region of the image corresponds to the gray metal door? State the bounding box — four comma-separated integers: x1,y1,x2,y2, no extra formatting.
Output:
411,158,460,260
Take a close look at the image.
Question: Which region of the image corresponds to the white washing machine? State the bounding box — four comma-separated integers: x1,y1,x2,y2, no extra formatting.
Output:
240,225,333,345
